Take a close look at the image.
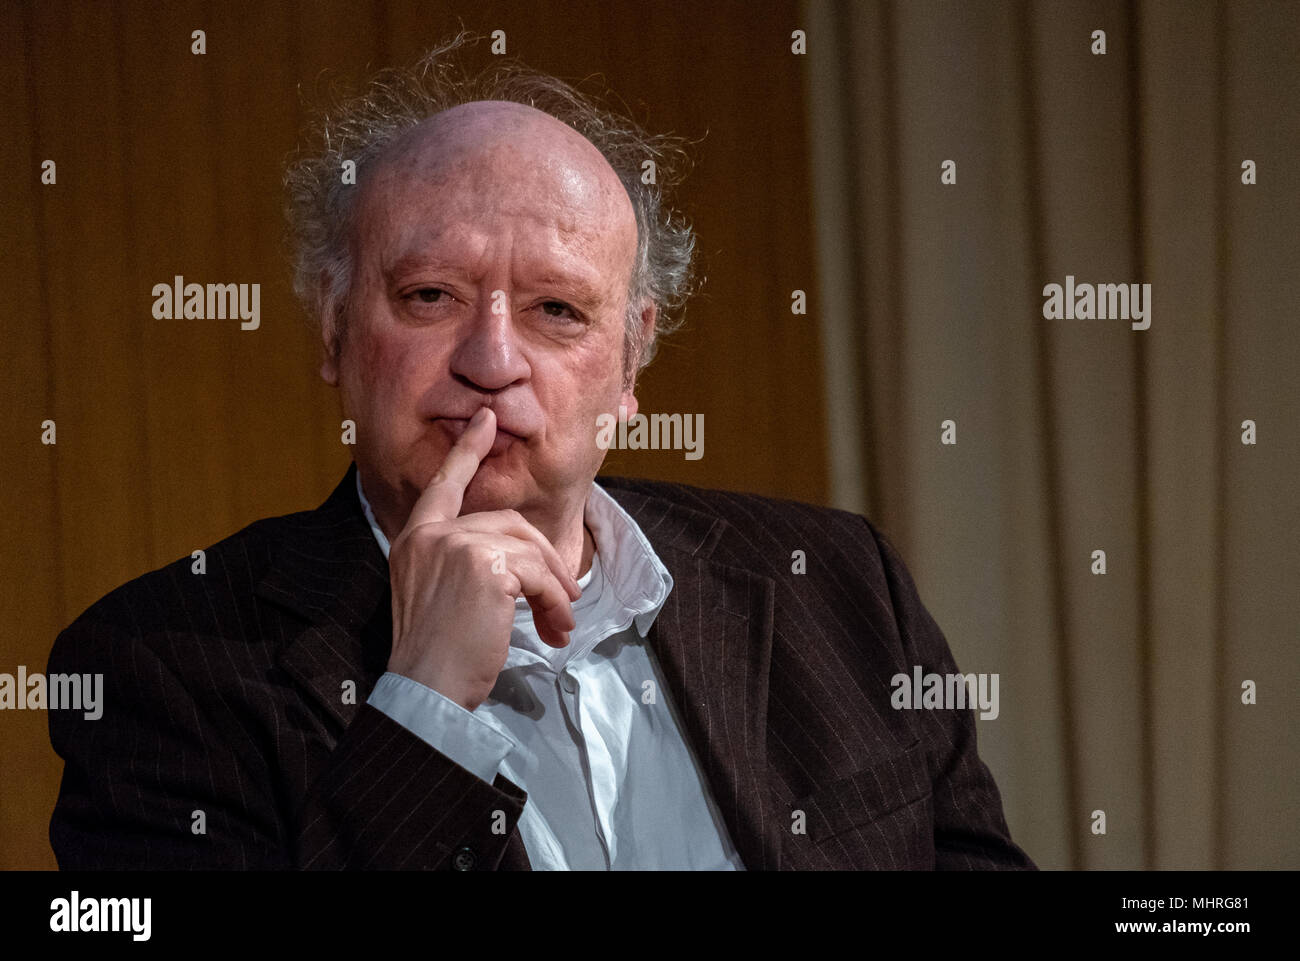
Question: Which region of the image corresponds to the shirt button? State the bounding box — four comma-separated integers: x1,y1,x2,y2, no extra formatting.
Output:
451,846,477,871
561,674,577,694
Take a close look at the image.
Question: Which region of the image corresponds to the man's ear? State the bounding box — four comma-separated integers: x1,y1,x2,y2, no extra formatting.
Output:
621,299,657,394
318,279,342,386
319,330,339,385
617,388,640,421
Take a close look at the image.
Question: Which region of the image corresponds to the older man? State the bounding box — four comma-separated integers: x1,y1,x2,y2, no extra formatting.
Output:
48,37,1034,871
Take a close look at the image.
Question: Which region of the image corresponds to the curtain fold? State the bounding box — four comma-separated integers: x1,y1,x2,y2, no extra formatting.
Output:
803,0,1298,869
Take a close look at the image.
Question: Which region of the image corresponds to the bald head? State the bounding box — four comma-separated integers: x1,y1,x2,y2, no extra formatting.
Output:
286,44,699,385
283,43,701,581
382,100,634,217
351,101,639,323
322,95,658,559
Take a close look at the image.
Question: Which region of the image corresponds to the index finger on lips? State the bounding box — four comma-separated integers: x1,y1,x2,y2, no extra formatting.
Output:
406,406,496,529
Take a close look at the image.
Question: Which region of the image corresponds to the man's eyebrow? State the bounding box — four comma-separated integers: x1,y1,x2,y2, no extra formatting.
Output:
384,255,609,305
526,271,608,305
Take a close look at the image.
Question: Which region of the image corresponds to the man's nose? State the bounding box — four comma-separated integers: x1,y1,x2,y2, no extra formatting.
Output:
448,292,530,393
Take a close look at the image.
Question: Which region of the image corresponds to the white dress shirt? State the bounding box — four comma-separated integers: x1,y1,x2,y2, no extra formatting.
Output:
359,471,745,870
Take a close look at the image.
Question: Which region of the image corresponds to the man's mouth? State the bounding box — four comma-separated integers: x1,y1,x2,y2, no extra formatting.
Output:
434,417,525,456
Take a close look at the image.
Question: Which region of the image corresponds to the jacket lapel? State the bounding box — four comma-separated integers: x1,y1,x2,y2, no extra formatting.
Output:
603,483,781,871
257,464,392,731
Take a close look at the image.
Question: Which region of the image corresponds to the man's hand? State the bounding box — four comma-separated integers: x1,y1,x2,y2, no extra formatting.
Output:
386,406,582,711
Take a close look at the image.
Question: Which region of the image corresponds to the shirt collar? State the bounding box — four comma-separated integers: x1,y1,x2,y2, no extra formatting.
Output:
580,480,674,639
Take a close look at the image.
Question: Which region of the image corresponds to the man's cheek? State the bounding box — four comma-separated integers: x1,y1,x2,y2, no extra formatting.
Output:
572,407,611,461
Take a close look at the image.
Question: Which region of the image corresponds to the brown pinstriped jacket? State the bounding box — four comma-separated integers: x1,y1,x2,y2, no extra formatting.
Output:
48,465,1035,870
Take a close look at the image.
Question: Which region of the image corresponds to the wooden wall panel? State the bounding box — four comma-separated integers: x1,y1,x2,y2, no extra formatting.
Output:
1,0,825,868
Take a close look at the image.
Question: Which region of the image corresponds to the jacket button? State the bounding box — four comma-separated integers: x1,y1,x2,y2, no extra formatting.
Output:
452,846,477,871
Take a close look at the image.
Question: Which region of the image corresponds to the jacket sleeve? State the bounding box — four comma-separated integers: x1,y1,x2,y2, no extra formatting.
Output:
866,519,1038,870
47,611,527,870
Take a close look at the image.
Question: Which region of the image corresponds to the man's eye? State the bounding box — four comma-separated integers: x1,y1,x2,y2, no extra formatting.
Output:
410,288,447,304
540,300,575,319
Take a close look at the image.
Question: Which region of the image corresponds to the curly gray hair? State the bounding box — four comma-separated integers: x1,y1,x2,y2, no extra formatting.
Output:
284,30,698,381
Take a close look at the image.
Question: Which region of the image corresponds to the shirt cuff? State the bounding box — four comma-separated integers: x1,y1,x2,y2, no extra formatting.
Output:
366,672,517,785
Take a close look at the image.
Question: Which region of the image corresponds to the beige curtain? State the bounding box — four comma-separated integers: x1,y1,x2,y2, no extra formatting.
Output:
0,0,827,868
802,0,1298,869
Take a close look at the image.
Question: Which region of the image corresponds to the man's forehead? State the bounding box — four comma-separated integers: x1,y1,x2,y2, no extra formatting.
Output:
373,197,615,276
357,101,637,281
375,100,626,202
